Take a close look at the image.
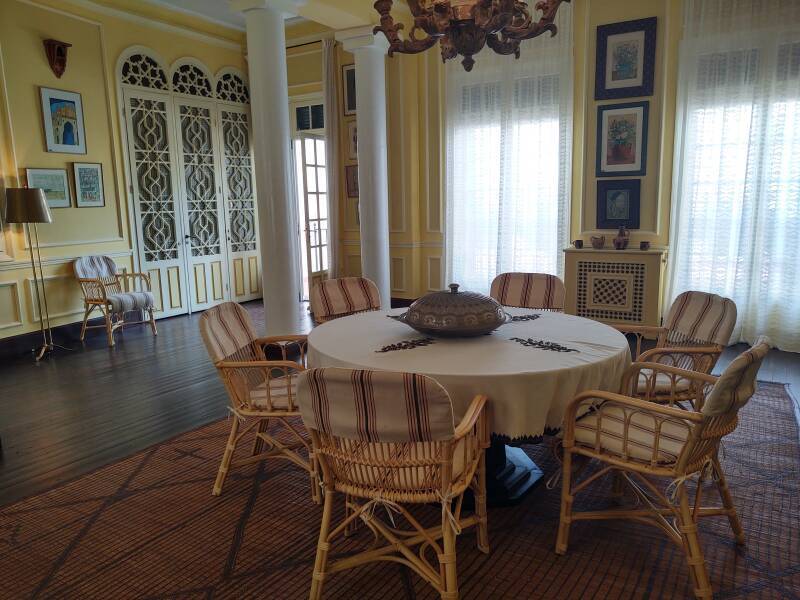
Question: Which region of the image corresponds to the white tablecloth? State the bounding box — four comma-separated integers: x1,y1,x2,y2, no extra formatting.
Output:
307,308,631,440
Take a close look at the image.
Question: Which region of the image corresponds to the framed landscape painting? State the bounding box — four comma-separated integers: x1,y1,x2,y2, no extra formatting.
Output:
26,168,71,208
40,87,86,154
73,162,105,207
596,101,649,177
596,179,640,229
595,17,657,100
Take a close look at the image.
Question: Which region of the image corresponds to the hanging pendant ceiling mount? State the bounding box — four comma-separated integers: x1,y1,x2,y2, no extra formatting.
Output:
373,0,570,72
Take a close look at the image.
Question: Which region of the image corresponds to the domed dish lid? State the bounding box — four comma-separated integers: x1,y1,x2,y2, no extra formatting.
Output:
391,283,510,337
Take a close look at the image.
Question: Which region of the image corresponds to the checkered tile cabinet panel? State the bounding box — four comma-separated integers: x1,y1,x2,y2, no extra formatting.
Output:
563,248,666,327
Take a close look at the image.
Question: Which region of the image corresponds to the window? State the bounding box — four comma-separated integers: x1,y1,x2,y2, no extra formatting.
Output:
444,6,572,294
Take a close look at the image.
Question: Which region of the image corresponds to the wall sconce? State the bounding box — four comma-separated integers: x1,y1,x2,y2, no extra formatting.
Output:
43,39,72,78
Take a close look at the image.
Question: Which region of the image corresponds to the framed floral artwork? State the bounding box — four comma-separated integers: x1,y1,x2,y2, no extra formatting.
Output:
345,164,359,198
595,17,657,100
40,87,87,154
73,162,105,207
596,101,649,177
596,179,640,229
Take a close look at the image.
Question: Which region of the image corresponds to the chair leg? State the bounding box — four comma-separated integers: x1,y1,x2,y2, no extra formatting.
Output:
103,307,114,347
309,489,334,600
252,418,268,456
79,304,92,341
213,417,240,496
309,454,321,505
148,307,158,336
712,454,745,544
611,470,625,504
676,484,713,600
440,512,459,600
474,451,489,554
555,449,574,555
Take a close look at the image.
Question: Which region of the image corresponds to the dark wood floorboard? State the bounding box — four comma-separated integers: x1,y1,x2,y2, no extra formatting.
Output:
0,306,797,507
0,301,311,506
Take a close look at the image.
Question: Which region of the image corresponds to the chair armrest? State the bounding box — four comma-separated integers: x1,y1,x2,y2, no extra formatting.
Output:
216,359,306,372
621,361,718,408
613,324,667,359
117,272,152,292
638,345,722,372
454,395,488,439
255,335,308,345
255,336,309,365
562,390,703,447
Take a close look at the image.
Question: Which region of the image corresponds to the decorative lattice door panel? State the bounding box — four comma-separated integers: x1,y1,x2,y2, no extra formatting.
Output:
219,105,260,302
123,89,189,317
174,98,230,311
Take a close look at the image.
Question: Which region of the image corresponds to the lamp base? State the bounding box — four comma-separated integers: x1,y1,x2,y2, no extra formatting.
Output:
33,341,71,362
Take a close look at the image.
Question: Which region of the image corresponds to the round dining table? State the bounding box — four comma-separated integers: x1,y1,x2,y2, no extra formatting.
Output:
307,307,631,505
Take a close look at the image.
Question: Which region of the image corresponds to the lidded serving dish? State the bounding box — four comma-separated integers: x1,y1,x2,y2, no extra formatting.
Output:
390,283,509,337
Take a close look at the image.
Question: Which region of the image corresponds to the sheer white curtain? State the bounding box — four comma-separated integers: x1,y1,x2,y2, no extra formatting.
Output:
444,5,572,294
666,0,800,351
322,38,340,278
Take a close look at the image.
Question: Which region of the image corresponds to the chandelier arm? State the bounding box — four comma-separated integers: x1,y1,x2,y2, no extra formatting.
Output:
486,34,521,58
503,0,569,41
481,0,516,32
373,0,442,56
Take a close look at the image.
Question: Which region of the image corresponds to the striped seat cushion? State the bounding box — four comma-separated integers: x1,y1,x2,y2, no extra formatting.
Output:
490,273,566,310
310,277,381,322
107,291,155,313
249,376,298,410
573,405,690,465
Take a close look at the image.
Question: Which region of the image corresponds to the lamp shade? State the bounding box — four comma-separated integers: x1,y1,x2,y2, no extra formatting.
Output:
3,188,52,224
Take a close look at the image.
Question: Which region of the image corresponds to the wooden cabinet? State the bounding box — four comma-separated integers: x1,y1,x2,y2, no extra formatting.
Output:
563,247,667,328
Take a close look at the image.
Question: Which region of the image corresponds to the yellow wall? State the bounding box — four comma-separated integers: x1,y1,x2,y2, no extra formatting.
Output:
0,0,246,339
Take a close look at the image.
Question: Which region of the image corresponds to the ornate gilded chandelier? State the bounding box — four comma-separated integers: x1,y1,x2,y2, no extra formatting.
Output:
373,0,570,72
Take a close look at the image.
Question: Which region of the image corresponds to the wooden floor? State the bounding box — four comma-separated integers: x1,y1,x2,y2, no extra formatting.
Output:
0,302,797,507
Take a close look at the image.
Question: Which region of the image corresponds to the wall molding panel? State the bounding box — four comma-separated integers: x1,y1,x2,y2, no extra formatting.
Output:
0,281,23,330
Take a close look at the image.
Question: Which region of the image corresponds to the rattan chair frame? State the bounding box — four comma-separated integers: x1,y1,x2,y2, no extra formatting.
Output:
556,363,751,600
208,333,320,501
308,394,490,600
76,272,157,347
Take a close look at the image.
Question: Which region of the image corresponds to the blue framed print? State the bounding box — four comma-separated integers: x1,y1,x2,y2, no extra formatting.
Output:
596,101,649,177
595,17,657,100
597,179,640,230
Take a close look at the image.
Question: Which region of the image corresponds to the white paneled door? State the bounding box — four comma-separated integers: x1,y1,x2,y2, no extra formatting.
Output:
119,50,260,319
173,98,230,311
123,89,190,318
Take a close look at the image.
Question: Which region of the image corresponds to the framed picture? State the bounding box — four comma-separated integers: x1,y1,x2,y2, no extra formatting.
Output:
595,17,656,100
73,162,105,207
26,168,71,208
347,121,358,160
345,165,359,198
596,179,640,229
342,64,356,116
596,101,649,177
40,87,86,154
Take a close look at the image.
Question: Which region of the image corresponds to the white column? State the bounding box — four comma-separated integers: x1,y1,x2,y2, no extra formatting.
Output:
231,0,303,334
336,27,391,308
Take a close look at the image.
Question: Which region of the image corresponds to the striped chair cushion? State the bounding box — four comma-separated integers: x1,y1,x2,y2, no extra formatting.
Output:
199,302,261,363
490,273,566,310
310,277,381,322
73,255,118,279
664,291,737,346
298,368,455,443
574,406,690,465
107,291,155,313
702,337,771,417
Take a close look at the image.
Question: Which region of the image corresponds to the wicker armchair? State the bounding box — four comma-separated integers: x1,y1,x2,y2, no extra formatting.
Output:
298,367,490,600
556,338,771,600
73,255,157,347
309,277,381,323
618,291,737,407
200,302,318,500
489,272,566,311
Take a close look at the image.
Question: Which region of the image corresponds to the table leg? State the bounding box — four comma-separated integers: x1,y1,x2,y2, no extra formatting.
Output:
484,438,544,507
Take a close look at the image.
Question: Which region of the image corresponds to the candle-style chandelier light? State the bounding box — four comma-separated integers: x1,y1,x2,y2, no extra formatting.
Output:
373,0,570,72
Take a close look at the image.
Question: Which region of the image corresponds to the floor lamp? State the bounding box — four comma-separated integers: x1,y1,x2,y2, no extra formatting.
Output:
4,187,56,361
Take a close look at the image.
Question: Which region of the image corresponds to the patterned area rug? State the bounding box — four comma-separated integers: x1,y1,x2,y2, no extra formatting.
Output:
1,383,798,599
